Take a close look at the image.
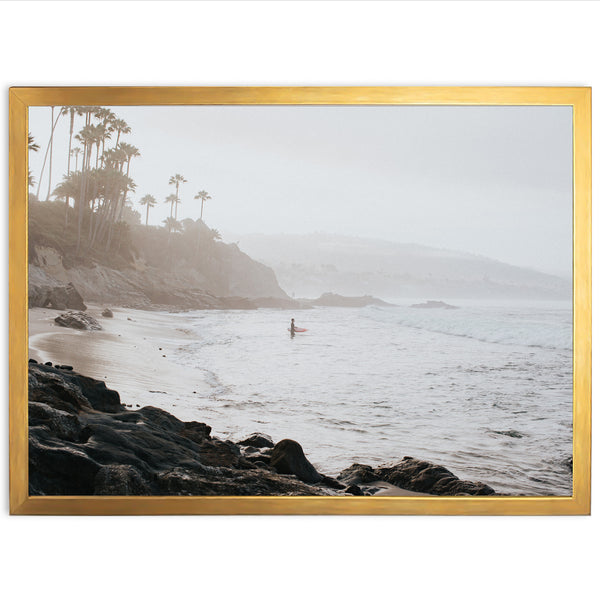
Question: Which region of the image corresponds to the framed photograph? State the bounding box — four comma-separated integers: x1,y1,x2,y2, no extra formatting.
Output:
9,86,590,515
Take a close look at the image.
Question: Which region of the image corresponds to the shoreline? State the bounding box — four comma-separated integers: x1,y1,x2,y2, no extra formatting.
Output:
29,305,214,422
27,306,496,497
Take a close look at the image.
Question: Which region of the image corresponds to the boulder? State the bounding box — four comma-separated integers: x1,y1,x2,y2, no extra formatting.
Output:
101,308,114,318
29,282,87,311
270,439,323,484
28,362,121,414
338,463,379,486
54,311,102,331
238,432,275,448
374,457,495,496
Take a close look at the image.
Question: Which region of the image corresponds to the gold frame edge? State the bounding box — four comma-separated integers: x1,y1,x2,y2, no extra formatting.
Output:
9,86,591,515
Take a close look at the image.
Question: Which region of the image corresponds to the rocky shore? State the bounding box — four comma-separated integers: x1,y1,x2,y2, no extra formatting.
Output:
28,362,496,497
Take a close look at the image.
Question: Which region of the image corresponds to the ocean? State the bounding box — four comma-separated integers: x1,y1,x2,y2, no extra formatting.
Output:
169,299,573,496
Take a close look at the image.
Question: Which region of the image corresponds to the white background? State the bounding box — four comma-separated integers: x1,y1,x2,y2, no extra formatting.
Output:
1,2,597,599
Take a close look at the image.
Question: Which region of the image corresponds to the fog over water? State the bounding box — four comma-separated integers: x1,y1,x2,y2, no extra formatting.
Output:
29,105,573,277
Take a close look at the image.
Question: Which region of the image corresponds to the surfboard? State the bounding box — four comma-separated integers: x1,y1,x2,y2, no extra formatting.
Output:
288,327,308,332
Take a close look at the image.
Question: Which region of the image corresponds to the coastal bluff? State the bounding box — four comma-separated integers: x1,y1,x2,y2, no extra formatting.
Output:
28,362,495,497
29,244,299,311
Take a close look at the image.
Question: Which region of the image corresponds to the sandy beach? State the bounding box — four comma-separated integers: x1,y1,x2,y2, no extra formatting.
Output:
29,306,213,422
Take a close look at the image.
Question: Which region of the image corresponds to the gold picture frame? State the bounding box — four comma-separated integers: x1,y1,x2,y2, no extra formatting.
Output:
9,86,591,515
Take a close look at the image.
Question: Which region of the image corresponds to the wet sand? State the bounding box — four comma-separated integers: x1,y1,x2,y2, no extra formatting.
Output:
29,306,212,422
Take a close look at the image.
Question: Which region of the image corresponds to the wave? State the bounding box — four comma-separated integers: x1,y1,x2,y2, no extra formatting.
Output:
362,304,572,351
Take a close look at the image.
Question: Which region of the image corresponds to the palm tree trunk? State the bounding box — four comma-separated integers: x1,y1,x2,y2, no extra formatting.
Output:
45,107,55,202
64,109,74,229
76,142,91,252
36,108,62,200
146,204,150,226
76,145,86,251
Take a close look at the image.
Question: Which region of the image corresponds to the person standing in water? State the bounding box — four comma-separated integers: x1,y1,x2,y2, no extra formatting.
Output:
290,318,296,338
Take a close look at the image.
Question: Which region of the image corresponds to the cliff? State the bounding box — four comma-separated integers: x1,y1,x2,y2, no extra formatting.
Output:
30,245,289,310
28,198,292,310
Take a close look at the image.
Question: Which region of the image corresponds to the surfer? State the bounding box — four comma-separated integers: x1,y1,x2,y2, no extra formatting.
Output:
290,318,296,337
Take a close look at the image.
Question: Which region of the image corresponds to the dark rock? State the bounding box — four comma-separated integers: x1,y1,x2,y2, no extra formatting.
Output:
410,300,459,309
491,429,524,438
101,308,114,318
270,439,322,484
309,293,393,308
197,439,242,468
28,364,337,496
243,448,273,464
54,311,102,331
29,358,38,364
338,463,379,486
56,364,73,370
179,421,212,444
29,431,101,495
251,460,274,471
29,282,87,311
27,363,496,498
28,362,121,414
29,401,89,443
94,465,151,495
238,432,274,448
374,457,495,496
320,475,346,490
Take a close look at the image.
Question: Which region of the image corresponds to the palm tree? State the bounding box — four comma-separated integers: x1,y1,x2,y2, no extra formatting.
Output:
165,193,178,218
163,216,182,249
102,147,127,171
91,124,107,168
139,194,157,226
60,107,80,226
70,147,82,171
94,108,116,161
36,106,63,201
28,133,39,188
28,133,40,153
53,171,84,204
112,118,131,148
118,143,140,177
169,173,187,219
73,123,98,250
61,107,78,175
194,190,212,221
163,216,182,233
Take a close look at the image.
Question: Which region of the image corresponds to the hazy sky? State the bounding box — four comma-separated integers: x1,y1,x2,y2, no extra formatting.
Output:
29,104,573,276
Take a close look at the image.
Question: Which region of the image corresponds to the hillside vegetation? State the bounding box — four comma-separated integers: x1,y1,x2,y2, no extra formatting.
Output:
29,198,289,307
